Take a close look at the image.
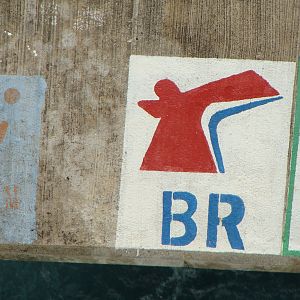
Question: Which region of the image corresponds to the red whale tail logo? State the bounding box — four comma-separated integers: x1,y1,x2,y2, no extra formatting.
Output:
138,70,280,173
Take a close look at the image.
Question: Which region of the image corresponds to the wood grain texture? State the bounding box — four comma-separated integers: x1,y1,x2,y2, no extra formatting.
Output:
131,0,300,60
0,0,299,270
1,0,132,246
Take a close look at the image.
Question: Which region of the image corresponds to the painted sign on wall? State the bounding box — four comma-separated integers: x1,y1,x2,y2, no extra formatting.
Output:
0,76,46,244
116,56,296,255
283,61,300,256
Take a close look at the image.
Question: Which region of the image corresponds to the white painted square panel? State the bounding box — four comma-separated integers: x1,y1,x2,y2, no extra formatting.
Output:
116,55,296,255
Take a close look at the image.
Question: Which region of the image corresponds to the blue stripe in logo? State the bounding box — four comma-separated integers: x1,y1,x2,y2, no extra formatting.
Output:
208,96,283,173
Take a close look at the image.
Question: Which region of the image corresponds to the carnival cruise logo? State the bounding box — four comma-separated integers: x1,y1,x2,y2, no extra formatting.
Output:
138,71,282,173
117,56,295,255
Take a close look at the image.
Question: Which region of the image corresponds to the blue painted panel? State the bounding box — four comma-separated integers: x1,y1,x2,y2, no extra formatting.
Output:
0,76,46,244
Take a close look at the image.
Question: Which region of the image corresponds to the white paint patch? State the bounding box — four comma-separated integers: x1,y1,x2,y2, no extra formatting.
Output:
40,1,58,26
26,45,38,57
116,55,296,255
73,7,105,31
4,31,12,36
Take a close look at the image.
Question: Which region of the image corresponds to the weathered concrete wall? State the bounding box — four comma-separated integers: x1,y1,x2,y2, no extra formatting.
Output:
0,0,299,271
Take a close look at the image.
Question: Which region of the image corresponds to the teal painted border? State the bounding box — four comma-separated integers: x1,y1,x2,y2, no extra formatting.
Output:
283,58,300,256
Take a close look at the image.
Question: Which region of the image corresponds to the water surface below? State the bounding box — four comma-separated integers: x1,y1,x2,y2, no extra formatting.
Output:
0,260,299,299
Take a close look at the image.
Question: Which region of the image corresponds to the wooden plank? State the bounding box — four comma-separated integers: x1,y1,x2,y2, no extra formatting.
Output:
0,0,299,272
131,0,300,61
0,0,133,247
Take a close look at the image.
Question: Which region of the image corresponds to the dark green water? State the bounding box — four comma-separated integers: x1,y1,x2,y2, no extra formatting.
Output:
1,261,300,299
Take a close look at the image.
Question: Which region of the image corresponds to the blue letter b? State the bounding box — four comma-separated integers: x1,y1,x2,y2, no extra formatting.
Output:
161,191,197,246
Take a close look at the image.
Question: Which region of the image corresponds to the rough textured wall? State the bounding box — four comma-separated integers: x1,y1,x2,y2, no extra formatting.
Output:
0,0,299,270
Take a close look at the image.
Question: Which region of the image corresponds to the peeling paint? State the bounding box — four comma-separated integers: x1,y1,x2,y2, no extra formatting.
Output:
3,30,12,36
73,7,105,31
0,76,46,244
40,1,58,26
26,44,38,57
